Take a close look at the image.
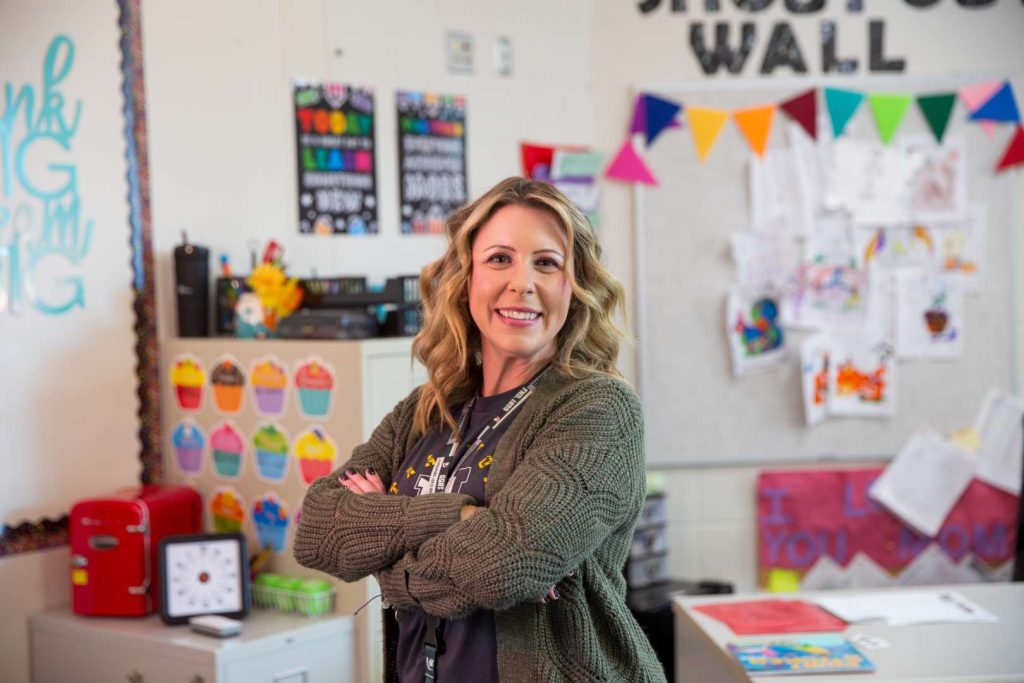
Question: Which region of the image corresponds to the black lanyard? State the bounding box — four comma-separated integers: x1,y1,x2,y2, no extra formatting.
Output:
422,366,549,681
424,367,548,495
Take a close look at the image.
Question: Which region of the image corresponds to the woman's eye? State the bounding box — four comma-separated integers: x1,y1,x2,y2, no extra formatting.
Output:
535,257,561,269
488,253,511,265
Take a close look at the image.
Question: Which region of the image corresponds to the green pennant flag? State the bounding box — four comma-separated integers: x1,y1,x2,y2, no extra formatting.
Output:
868,93,913,145
917,93,957,144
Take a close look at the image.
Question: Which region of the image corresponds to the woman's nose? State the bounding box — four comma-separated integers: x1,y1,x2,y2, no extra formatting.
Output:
508,264,535,295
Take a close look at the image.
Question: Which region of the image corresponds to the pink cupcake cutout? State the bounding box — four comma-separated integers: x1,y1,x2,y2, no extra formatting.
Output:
294,358,335,417
210,421,245,479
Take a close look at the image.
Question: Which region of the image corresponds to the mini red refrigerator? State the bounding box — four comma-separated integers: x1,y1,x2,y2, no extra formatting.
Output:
70,485,202,617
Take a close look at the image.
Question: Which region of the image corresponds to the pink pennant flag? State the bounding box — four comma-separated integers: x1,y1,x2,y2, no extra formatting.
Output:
604,139,657,186
960,81,1002,137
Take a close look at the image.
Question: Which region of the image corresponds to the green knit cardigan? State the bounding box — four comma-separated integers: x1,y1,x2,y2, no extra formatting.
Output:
293,369,666,683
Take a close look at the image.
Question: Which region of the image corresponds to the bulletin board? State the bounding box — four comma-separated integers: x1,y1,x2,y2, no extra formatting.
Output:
634,76,1019,468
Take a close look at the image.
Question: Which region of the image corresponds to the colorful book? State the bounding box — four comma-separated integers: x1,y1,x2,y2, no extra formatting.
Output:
728,635,875,676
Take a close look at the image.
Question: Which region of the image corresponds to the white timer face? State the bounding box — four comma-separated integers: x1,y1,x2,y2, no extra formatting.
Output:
165,538,244,618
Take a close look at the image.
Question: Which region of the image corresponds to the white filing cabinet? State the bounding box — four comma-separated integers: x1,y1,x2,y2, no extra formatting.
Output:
31,607,354,683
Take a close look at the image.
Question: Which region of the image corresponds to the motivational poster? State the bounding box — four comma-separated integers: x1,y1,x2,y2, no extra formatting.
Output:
293,81,378,235
396,90,467,234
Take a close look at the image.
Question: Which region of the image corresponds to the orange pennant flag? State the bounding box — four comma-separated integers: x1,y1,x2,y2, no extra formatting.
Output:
733,104,776,158
687,107,730,162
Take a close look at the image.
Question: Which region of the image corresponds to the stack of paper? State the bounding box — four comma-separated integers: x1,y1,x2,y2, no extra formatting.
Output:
815,589,997,626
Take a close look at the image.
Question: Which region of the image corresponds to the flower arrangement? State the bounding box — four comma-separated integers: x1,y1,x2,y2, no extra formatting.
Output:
244,241,304,333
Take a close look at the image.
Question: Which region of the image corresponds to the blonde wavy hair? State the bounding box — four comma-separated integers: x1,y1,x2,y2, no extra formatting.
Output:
412,176,628,437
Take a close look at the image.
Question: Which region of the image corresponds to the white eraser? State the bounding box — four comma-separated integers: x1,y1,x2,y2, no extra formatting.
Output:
188,615,242,637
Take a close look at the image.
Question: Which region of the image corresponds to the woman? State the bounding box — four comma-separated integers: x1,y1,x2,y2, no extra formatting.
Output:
294,177,665,683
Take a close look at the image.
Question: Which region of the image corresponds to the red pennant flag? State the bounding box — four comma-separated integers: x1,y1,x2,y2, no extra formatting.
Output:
996,125,1024,172
779,89,817,140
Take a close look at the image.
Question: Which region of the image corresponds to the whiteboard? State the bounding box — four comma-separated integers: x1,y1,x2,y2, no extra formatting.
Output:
633,76,1019,468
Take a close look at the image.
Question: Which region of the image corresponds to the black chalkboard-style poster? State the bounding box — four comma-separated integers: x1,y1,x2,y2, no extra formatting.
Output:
293,81,378,235
396,91,467,235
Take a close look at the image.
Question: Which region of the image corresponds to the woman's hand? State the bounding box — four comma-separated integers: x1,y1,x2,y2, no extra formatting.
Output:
338,467,386,495
540,569,575,604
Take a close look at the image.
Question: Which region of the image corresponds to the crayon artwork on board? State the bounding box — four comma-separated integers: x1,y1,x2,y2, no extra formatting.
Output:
853,224,935,271
930,204,987,294
727,288,787,377
799,334,831,426
895,269,964,360
782,223,867,331
827,335,896,417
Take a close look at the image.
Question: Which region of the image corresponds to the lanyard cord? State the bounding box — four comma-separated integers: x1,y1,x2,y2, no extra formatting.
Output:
426,366,548,495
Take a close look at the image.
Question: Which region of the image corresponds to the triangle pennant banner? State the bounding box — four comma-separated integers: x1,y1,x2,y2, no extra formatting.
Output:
604,139,658,185
629,95,647,135
779,88,817,140
733,104,776,157
645,94,683,146
996,125,1024,172
868,93,912,145
824,87,864,138
687,107,730,162
960,81,1002,137
970,81,1021,124
916,93,957,144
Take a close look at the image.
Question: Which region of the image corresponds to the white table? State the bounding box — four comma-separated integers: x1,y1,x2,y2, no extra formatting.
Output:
673,583,1024,682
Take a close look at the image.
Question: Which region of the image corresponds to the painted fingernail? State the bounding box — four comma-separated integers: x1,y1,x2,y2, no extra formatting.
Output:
338,474,348,481
367,468,377,476
552,587,560,600
345,468,356,476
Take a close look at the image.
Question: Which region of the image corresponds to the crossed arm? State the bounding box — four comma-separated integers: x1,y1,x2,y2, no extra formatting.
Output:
295,380,645,618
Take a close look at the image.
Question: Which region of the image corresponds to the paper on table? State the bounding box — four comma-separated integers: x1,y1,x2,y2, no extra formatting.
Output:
694,599,848,635
815,589,997,626
973,390,1024,495
868,428,976,537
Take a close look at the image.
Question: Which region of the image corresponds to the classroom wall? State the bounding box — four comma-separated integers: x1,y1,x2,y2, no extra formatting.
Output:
143,0,596,339
3,2,1024,682
589,0,1024,591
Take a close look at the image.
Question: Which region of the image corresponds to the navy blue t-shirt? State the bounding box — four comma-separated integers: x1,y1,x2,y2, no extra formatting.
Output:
392,383,526,683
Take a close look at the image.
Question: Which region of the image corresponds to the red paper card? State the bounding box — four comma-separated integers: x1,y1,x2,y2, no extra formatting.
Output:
693,599,847,635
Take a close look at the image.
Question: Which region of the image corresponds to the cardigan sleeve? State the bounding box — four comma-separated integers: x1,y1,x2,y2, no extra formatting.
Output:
375,378,645,618
292,389,475,582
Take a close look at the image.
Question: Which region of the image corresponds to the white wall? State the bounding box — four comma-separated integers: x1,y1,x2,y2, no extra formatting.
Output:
589,0,1024,591
143,0,595,339
1,1,139,679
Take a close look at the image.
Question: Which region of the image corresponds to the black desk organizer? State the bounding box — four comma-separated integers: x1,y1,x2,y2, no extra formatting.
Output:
215,275,421,338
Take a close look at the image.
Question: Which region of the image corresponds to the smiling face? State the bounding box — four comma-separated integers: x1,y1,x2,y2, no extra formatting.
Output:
468,203,573,385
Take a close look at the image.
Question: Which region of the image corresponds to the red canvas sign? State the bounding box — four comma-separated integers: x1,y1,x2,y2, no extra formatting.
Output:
757,468,1018,574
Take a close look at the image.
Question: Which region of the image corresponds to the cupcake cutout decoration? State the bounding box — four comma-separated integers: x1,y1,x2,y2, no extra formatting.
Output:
211,357,246,413
253,423,289,482
210,487,246,534
170,356,206,411
210,421,245,479
171,419,206,476
250,357,288,416
294,357,335,418
252,493,290,553
294,426,337,485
